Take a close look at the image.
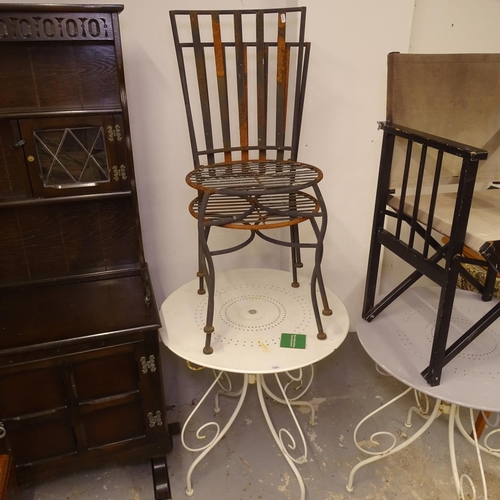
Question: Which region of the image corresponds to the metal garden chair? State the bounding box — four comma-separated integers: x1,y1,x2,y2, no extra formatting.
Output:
170,7,332,354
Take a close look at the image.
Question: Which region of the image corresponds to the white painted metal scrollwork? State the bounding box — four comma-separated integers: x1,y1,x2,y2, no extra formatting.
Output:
455,410,500,458
449,405,488,500
261,366,316,425
213,370,244,413
256,373,307,500
0,422,5,439
181,371,249,497
347,387,443,493
347,385,499,499
375,364,391,376
210,367,314,500
406,391,430,427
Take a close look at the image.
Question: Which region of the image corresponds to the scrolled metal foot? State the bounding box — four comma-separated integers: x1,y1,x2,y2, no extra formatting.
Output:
256,373,308,500
346,387,442,492
449,405,488,500
182,372,249,496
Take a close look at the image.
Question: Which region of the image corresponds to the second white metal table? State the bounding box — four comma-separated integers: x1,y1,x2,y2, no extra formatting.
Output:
348,286,500,498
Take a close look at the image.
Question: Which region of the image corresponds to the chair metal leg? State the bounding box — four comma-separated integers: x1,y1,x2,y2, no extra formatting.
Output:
197,227,210,295
198,192,215,355
310,185,332,340
290,225,300,288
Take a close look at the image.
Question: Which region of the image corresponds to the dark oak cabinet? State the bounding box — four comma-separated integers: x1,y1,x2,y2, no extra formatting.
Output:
0,4,171,498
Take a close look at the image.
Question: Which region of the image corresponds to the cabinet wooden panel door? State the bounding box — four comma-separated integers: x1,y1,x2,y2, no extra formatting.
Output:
0,340,165,482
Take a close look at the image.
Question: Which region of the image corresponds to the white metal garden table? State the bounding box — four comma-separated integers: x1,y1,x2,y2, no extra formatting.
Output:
159,268,349,500
348,286,500,499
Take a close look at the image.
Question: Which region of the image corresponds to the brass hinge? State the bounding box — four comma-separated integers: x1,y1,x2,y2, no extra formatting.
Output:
107,124,123,142
140,355,156,374
0,422,6,439
11,139,25,149
112,164,127,181
147,410,163,428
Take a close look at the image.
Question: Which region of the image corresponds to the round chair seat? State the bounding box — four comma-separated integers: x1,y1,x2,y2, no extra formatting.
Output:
186,160,323,196
188,191,320,230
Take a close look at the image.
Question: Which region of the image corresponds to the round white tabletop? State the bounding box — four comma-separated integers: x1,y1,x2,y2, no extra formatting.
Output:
159,268,350,374
357,286,500,412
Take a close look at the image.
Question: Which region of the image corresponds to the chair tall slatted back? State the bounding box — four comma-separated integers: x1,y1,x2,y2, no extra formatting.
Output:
170,8,309,167
363,52,500,386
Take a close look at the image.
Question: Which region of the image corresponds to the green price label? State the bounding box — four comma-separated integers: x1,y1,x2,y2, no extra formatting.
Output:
280,333,306,349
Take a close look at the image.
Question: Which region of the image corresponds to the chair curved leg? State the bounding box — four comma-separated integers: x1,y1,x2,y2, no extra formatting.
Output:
309,185,332,340
198,192,216,354
289,190,303,289
197,226,210,295
290,225,301,288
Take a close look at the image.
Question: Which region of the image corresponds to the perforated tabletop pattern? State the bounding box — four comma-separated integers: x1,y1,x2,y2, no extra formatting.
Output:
358,287,500,411
160,268,349,374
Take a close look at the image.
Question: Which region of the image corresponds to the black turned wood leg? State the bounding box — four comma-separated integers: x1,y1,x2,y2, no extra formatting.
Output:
152,456,172,500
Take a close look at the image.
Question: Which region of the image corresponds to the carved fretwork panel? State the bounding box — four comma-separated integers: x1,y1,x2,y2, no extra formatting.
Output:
0,13,114,41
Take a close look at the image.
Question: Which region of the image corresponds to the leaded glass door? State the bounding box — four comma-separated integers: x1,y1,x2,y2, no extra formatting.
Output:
19,115,128,197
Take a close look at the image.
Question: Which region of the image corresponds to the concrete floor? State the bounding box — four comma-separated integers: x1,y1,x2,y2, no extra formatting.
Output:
20,332,500,500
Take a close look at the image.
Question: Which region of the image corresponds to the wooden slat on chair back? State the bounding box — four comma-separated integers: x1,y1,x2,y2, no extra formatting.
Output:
170,8,309,167
387,53,500,190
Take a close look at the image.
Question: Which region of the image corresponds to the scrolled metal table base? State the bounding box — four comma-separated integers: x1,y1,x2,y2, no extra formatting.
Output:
181,367,315,500
346,384,500,500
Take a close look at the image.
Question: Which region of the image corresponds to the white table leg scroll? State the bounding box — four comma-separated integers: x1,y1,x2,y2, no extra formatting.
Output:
181,371,249,496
